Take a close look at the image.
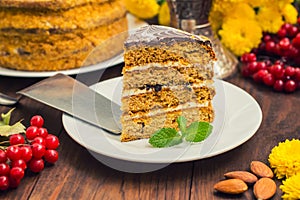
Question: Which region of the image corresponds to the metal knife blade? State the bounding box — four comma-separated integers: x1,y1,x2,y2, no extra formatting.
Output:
18,73,121,134
0,92,18,106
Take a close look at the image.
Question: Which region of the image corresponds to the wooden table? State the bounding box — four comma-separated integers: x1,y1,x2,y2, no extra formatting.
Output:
0,64,299,200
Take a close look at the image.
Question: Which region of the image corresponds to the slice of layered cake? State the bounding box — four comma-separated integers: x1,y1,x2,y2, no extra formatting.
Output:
121,25,216,142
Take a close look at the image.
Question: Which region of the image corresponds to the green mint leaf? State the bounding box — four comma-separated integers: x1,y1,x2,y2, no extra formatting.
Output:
185,122,213,142
177,116,187,135
0,108,15,125
149,128,182,148
0,120,26,137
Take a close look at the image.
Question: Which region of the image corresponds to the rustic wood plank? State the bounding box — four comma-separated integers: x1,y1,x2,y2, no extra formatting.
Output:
92,162,193,200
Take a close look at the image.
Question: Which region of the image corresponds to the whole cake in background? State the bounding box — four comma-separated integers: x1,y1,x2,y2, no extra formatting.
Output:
121,25,216,142
0,0,128,71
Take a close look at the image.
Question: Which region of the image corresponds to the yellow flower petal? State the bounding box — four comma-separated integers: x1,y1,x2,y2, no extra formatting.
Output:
218,18,262,56
125,0,160,19
246,0,270,7
224,3,256,20
280,173,300,200
158,1,170,26
282,4,298,24
269,139,300,179
209,8,224,33
256,6,284,33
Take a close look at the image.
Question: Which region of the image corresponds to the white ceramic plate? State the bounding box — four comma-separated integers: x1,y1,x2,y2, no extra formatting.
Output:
62,77,262,164
0,14,148,78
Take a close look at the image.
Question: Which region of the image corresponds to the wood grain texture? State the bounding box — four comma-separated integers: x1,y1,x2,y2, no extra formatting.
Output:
0,66,299,199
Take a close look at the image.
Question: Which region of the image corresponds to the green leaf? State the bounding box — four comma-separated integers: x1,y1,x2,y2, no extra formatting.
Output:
156,0,165,5
149,128,182,148
0,121,26,137
1,108,15,125
177,116,187,135
185,122,213,142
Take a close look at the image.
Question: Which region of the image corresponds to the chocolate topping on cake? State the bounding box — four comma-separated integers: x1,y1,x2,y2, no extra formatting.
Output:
125,25,212,49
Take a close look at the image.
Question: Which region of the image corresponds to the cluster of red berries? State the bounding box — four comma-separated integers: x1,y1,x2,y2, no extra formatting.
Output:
0,115,59,190
240,22,300,93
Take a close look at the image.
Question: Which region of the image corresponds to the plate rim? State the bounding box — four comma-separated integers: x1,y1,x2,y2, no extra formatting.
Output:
62,77,263,163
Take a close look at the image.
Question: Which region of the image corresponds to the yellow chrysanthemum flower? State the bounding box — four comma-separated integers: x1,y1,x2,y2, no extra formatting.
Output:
256,5,284,33
218,18,262,56
268,139,300,179
158,1,170,26
210,1,257,43
223,2,256,20
282,4,298,24
125,0,160,19
280,173,300,200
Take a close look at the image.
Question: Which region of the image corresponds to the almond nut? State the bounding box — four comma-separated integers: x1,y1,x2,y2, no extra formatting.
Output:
253,177,276,200
224,171,258,184
214,179,248,194
250,161,274,178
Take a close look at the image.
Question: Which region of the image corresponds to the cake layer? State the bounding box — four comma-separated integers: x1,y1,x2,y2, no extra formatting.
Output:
123,44,214,73
0,17,127,71
122,101,213,121
0,0,125,30
121,106,214,142
121,85,214,114
0,0,109,10
122,63,214,90
122,82,214,97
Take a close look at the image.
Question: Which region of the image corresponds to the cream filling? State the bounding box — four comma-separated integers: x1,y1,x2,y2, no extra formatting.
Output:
125,61,213,72
122,82,214,97
122,101,211,120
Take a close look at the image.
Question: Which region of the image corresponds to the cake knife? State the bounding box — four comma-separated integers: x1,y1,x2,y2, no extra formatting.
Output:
18,73,121,134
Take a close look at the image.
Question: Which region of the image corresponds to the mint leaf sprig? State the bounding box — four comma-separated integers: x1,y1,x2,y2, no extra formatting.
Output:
148,116,213,148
